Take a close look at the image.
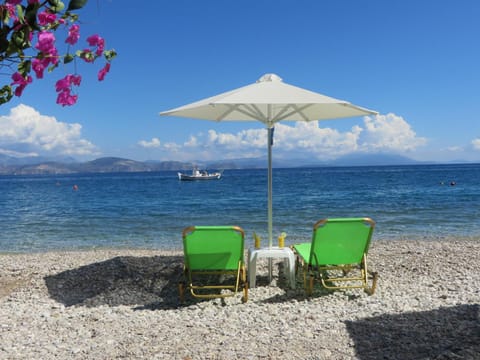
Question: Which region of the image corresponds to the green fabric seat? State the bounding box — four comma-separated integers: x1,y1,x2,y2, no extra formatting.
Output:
179,226,248,302
293,218,378,295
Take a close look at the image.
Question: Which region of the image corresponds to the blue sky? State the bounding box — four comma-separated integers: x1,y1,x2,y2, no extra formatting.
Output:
1,0,480,163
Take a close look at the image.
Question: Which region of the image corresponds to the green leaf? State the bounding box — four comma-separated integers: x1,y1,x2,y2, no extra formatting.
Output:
5,41,18,58
0,85,13,106
64,54,74,64
2,8,11,25
12,30,25,48
67,0,88,11
50,1,65,13
16,5,25,23
18,60,31,76
47,63,59,73
25,3,41,30
47,0,60,6
0,28,10,54
11,27,31,50
77,49,95,62
104,49,117,61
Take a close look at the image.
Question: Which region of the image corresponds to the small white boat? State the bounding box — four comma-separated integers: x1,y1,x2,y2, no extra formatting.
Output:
178,168,222,181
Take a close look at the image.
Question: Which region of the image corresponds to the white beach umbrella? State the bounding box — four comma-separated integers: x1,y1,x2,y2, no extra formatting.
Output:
160,73,377,248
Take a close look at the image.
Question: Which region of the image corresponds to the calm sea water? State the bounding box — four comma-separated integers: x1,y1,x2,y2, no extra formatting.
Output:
1,164,479,252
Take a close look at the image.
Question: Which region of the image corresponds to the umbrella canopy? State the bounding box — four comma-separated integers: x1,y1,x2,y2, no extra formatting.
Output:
160,73,377,247
161,74,375,126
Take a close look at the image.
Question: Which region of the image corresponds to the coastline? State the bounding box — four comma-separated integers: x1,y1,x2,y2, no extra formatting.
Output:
1,238,479,359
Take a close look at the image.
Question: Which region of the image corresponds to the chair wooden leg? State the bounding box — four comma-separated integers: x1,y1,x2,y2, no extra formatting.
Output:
307,274,314,296
242,282,248,303
365,271,378,295
303,270,308,293
241,266,248,303
178,282,185,302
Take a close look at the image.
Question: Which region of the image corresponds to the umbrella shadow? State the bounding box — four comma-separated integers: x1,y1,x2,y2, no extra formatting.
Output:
345,304,480,360
44,255,185,310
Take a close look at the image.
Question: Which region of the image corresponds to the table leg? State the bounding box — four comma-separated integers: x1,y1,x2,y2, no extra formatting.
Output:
287,252,296,289
248,252,257,288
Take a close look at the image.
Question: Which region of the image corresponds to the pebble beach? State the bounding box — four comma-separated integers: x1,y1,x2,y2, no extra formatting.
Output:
1,239,479,359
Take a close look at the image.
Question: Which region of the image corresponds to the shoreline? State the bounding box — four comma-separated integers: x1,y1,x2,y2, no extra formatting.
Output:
1,239,479,359
1,234,479,255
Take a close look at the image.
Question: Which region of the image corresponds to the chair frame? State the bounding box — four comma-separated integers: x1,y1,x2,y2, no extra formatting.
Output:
179,225,248,303
295,218,378,296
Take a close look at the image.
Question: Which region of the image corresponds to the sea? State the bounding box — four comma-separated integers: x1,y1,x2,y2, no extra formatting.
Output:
1,163,479,253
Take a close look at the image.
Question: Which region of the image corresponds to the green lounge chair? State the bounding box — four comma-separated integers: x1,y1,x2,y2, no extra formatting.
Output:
293,218,378,295
179,226,248,302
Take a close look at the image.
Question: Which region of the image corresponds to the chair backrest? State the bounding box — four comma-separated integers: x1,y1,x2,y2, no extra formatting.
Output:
309,218,375,266
182,226,245,271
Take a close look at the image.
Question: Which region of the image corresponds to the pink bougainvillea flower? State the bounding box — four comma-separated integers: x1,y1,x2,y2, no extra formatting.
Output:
87,34,105,56
35,31,56,53
2,4,17,21
67,74,81,87
6,0,22,5
86,34,101,46
11,72,32,86
56,89,78,106
28,0,40,4
11,72,33,97
66,24,80,45
95,38,105,55
38,10,56,26
55,78,69,92
32,58,45,79
35,31,59,65
55,74,82,106
47,47,59,65
97,63,110,81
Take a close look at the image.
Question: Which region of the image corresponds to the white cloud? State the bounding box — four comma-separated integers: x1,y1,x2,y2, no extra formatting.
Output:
273,121,362,158
358,113,427,152
206,128,265,150
0,148,39,157
447,146,463,152
184,135,199,147
144,113,429,161
138,137,161,148
163,142,182,152
0,104,98,157
472,138,480,150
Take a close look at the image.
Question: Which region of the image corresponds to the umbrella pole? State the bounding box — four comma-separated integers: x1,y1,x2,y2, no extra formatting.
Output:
267,126,274,282
267,127,273,248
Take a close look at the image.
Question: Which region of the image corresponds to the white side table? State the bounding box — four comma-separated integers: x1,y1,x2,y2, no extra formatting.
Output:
248,247,295,289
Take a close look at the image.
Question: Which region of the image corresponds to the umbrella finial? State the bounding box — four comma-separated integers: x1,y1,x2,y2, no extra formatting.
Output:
257,73,283,83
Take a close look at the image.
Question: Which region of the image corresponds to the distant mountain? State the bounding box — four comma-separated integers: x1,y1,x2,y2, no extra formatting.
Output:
144,160,199,171
0,154,77,167
213,153,425,168
3,161,76,175
0,157,216,175
0,153,443,175
326,153,427,167
208,157,265,169
77,157,153,173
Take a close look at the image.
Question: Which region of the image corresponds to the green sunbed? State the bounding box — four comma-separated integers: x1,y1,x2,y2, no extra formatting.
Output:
180,226,248,302
293,218,378,295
